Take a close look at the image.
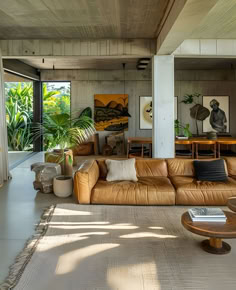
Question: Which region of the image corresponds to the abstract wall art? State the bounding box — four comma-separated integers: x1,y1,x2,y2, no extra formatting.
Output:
94,94,129,131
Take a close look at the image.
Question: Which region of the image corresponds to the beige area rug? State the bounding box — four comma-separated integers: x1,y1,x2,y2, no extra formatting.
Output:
1,204,236,290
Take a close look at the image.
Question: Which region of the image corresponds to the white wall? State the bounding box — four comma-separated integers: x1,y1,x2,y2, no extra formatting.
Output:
41,69,152,149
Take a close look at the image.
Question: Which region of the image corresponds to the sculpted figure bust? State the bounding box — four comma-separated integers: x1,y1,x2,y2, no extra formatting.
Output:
209,99,227,132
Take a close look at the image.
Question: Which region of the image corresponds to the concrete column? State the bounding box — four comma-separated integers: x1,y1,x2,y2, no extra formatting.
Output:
152,55,175,158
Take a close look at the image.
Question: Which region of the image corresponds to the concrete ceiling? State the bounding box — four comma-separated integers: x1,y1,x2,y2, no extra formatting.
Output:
20,56,236,71
0,0,169,39
190,0,236,39
20,57,150,70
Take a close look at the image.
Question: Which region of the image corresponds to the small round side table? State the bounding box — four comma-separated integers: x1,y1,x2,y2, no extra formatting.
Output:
227,197,236,213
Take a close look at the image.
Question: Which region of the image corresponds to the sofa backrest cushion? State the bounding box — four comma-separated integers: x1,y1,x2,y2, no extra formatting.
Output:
167,158,229,177
135,159,168,177
167,159,195,177
224,157,236,177
96,158,168,179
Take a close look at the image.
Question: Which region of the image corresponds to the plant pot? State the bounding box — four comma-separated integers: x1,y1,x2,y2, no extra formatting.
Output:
53,175,73,197
45,149,73,176
207,131,217,140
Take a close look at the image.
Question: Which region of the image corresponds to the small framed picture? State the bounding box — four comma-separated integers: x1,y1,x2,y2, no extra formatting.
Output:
202,96,230,133
139,96,178,130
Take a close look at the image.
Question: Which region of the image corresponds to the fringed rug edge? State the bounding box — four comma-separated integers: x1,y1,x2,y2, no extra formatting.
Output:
0,204,56,290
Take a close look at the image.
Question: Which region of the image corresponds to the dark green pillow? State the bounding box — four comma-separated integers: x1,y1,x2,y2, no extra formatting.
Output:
193,159,227,182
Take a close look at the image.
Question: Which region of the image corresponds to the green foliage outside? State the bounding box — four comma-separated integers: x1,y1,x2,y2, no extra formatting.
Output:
5,83,34,151
5,82,71,151
43,83,70,115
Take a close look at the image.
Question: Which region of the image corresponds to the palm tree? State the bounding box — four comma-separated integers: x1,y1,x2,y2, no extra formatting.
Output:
33,112,95,173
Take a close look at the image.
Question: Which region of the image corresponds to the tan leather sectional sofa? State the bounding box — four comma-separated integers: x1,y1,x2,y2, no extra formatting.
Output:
74,157,236,206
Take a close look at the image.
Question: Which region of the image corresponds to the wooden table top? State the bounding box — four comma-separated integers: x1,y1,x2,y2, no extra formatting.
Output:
227,198,236,213
176,137,236,145
127,137,152,144
127,137,236,145
181,211,236,239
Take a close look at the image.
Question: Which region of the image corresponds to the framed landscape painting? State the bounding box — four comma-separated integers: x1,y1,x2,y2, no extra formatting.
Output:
94,94,129,131
203,96,229,133
139,96,178,129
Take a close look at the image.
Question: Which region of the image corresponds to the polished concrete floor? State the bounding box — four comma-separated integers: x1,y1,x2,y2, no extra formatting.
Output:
8,151,33,168
0,152,74,283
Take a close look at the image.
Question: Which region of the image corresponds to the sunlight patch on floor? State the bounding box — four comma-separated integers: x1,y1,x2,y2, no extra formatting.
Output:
120,232,177,239
55,243,120,275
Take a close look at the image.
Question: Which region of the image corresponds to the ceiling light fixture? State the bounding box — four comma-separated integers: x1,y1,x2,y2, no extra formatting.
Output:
136,58,150,70
139,58,150,64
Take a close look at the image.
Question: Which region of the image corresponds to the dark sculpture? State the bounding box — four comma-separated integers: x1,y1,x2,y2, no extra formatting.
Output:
209,99,227,133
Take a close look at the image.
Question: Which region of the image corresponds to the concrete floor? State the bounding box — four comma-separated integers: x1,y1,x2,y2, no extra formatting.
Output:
0,152,74,283
8,151,33,168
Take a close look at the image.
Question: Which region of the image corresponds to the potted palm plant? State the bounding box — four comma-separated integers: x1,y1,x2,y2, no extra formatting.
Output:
33,112,95,197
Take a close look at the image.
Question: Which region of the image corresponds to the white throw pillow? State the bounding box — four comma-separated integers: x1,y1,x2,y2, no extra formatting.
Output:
105,159,138,182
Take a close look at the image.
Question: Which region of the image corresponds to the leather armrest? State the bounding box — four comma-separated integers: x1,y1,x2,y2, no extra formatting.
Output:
74,159,99,204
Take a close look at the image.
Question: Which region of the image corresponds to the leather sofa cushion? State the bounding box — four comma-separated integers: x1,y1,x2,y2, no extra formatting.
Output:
91,177,175,205
170,176,236,205
224,157,236,177
167,159,195,177
167,158,228,177
135,159,168,177
97,158,168,179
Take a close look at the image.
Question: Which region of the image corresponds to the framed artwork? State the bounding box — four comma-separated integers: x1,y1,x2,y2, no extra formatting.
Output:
139,96,178,130
202,96,230,133
139,96,152,129
94,94,129,131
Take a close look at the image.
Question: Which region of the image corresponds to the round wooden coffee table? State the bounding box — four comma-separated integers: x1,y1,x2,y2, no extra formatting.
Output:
227,197,236,212
181,211,236,254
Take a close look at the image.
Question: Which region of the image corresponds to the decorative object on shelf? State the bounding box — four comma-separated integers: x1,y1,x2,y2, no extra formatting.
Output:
139,96,178,130
102,144,113,156
203,96,229,133
181,93,210,136
175,120,192,138
31,162,61,194
105,132,125,155
207,131,217,140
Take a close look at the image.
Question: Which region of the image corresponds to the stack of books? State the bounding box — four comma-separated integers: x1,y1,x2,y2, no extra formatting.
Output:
188,208,226,222
176,136,188,140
